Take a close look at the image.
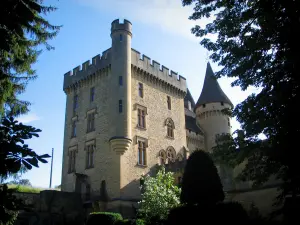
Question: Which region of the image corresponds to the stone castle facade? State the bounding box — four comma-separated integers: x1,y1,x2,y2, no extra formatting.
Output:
61,19,234,212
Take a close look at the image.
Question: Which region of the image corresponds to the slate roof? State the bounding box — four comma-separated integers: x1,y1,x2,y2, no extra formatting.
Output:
184,88,196,109
196,62,233,108
185,114,203,135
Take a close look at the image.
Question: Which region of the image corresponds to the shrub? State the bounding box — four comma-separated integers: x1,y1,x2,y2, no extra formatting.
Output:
87,212,123,225
180,150,224,206
138,167,180,222
135,219,145,225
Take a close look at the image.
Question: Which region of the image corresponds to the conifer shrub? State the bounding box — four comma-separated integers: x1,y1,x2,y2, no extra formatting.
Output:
87,212,123,225
180,150,224,206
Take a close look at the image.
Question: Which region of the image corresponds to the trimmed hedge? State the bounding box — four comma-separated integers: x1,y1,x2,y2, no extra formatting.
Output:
87,212,123,225
114,219,145,225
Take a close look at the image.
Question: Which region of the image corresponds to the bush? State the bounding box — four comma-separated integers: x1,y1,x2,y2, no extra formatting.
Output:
135,219,145,225
180,150,224,206
138,167,180,222
87,212,123,225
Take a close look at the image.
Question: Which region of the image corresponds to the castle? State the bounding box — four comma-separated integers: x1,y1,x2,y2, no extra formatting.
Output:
61,19,234,214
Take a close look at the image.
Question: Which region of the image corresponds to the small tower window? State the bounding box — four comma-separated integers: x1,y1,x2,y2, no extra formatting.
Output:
73,95,78,112
120,34,123,42
228,117,230,127
71,120,76,138
167,96,171,110
90,87,95,102
119,76,123,86
202,104,206,108
221,102,224,106
119,100,123,113
138,83,144,98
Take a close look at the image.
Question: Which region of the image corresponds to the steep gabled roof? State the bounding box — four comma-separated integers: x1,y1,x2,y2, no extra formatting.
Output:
196,62,233,108
184,88,196,109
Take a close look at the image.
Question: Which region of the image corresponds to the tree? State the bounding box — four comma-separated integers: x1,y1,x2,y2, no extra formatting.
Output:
0,117,50,225
182,0,300,204
180,150,224,206
138,167,181,223
0,0,60,116
9,179,32,187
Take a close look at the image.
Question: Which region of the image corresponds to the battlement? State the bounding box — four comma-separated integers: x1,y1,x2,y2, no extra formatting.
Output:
63,48,111,90
111,19,132,36
131,48,187,92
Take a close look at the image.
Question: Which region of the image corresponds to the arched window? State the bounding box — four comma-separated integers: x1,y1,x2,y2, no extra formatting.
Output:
177,153,184,162
166,147,176,163
158,150,167,165
165,118,175,138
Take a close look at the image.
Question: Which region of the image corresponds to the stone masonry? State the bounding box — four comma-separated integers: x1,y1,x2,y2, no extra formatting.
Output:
61,19,235,215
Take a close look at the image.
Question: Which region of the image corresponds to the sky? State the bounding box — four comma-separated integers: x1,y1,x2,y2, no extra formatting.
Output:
16,0,259,188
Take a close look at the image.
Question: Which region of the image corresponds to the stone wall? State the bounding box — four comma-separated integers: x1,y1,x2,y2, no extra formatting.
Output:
117,69,187,199
15,190,85,225
61,68,122,199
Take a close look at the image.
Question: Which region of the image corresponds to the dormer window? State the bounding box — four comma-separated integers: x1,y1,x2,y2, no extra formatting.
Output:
188,101,192,111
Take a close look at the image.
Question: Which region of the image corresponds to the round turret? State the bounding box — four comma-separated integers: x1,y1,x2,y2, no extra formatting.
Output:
109,19,133,154
196,102,232,152
195,63,233,152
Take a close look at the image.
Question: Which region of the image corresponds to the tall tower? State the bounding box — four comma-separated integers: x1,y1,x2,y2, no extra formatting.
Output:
109,19,133,154
195,62,233,152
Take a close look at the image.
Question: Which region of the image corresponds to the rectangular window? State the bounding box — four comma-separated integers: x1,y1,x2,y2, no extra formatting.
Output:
73,95,78,112
120,34,123,42
228,118,230,127
86,145,94,169
90,87,95,102
167,96,171,110
119,76,123,86
138,109,146,128
71,121,76,138
119,100,123,113
87,113,95,132
68,150,76,173
138,83,144,98
138,141,147,166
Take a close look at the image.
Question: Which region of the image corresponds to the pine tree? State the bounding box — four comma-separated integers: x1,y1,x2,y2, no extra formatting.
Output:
0,0,61,116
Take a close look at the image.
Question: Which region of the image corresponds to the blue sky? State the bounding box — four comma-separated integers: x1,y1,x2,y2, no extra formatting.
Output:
17,0,259,188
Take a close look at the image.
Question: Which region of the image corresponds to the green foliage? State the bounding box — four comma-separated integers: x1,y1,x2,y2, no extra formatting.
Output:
9,179,32,186
87,212,123,225
138,167,181,223
182,0,300,206
0,117,50,177
134,219,145,225
0,184,22,225
0,0,61,116
180,150,224,206
0,117,50,225
7,184,43,193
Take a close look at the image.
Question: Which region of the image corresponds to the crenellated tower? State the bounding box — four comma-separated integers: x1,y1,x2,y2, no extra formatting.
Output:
195,62,233,152
109,19,133,154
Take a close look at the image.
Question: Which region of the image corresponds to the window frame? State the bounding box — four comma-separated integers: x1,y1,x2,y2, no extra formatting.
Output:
90,87,95,102
138,83,144,98
137,140,147,166
167,96,171,110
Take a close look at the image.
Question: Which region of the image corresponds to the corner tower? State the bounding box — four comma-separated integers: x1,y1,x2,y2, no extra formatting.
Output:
195,62,233,152
109,19,133,154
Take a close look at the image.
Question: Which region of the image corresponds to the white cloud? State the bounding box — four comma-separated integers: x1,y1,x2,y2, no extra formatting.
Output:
76,0,216,41
18,113,41,124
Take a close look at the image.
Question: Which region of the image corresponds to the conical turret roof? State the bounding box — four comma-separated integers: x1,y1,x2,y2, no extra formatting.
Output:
184,88,196,109
196,62,233,108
